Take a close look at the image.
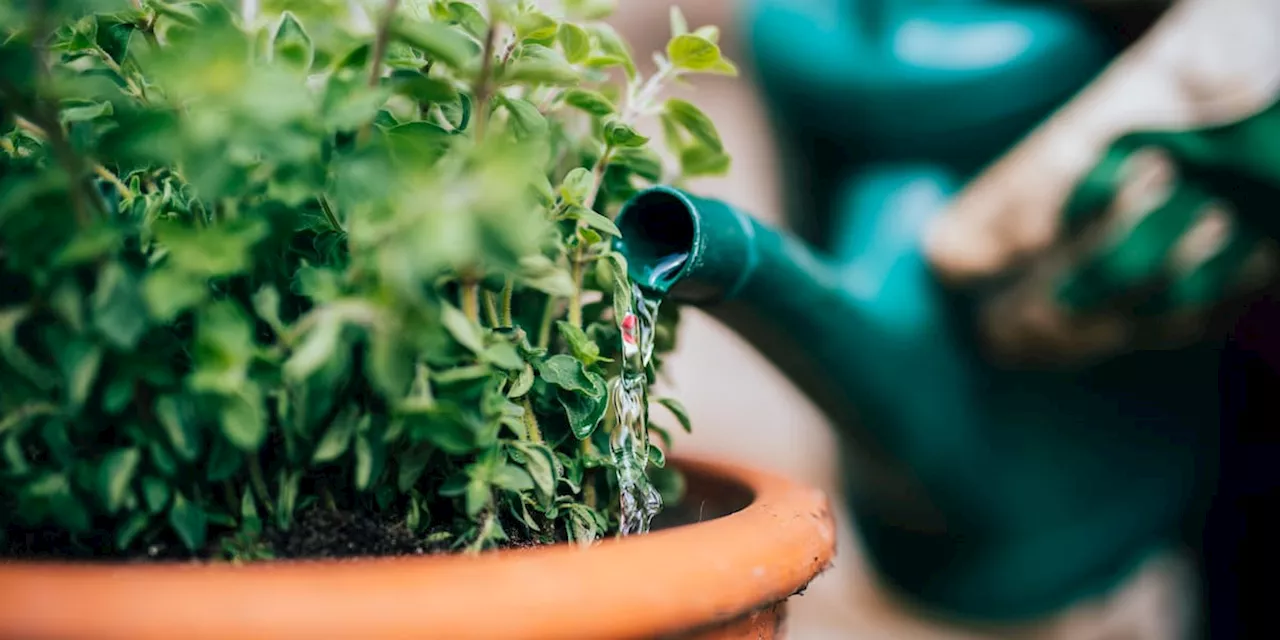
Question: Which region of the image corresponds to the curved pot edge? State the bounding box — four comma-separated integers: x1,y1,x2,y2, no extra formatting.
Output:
0,455,837,640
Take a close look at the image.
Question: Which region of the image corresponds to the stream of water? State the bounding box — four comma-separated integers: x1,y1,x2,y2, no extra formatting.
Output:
609,282,663,536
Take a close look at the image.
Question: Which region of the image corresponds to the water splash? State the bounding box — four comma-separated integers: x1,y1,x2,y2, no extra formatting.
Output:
610,283,663,536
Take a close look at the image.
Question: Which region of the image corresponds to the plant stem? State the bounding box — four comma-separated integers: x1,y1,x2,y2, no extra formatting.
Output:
247,453,274,514
500,277,513,326
358,0,400,143
93,163,131,201
565,146,614,329
536,294,556,349
482,291,500,327
521,398,543,443
470,22,499,141
460,278,481,323
317,195,344,233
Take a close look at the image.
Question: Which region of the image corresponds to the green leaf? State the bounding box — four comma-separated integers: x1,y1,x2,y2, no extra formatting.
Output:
537,354,603,396
560,391,607,439
465,478,489,517
518,255,576,297
115,513,149,550
93,262,149,350
611,147,664,182
501,46,580,86
284,315,342,381
669,6,689,36
407,404,492,455
564,0,617,20
511,441,557,505
514,11,558,42
152,218,269,278
205,436,241,482
251,285,284,335
556,320,603,365
142,267,207,322
389,72,458,103
397,446,433,491
55,225,121,266
562,89,615,116
497,95,547,140
558,23,590,64
384,121,454,166
666,33,736,75
169,492,207,552
507,364,535,398
100,448,141,514
220,384,266,452
59,340,102,409
481,342,524,370
678,144,731,177
276,470,301,530
270,11,313,71
312,409,357,463
441,303,484,353
648,444,666,468
565,205,620,237
605,120,648,147
154,394,200,462
354,431,385,490
492,464,535,491
588,24,635,79
445,1,487,39
241,489,262,535
142,476,170,513
656,397,692,433
559,167,593,205
388,19,475,69
664,98,723,152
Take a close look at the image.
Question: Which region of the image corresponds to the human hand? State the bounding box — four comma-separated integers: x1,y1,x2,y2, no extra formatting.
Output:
924,0,1280,366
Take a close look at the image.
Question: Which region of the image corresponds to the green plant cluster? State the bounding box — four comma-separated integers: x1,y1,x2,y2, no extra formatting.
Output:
0,0,733,559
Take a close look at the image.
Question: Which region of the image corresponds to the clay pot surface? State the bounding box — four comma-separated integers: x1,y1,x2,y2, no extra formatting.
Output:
0,455,836,640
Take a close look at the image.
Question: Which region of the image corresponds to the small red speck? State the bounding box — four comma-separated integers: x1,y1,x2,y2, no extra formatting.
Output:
621,314,637,344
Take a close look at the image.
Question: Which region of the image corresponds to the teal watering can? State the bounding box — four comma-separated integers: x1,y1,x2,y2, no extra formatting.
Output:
737,0,1119,249
615,179,1218,622
612,0,1278,626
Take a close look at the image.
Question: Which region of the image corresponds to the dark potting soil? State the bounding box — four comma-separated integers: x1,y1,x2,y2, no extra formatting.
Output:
0,508,544,563
268,508,444,559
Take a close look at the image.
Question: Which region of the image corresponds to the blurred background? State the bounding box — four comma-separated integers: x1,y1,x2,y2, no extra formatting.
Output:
606,2,1194,638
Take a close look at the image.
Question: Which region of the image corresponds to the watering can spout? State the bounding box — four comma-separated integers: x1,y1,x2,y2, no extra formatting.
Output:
615,186,867,427
614,179,1223,622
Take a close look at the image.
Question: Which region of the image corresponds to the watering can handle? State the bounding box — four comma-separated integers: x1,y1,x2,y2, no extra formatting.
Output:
923,0,1280,366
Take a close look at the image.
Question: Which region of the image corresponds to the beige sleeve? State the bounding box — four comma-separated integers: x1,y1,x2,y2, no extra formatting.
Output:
924,0,1280,280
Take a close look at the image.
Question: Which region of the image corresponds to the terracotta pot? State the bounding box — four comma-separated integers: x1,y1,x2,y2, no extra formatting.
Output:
0,456,836,640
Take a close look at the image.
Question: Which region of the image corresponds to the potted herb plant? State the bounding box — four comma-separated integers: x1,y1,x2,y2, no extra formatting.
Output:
0,1,835,638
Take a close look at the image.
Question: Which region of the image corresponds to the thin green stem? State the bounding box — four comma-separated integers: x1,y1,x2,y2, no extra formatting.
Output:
247,454,273,514
317,195,344,233
536,294,557,349
500,277,513,326
482,290,500,327
521,398,543,443
460,278,481,324
358,0,400,144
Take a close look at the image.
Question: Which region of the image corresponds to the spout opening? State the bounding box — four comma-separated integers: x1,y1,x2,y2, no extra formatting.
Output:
615,187,698,296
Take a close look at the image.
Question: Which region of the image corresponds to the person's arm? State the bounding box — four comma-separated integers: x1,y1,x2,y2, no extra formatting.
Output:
925,0,1280,365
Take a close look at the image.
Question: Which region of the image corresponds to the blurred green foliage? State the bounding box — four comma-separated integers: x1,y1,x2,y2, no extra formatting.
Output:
0,0,733,558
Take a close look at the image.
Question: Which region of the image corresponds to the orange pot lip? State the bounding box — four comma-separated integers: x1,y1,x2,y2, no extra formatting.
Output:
0,455,836,640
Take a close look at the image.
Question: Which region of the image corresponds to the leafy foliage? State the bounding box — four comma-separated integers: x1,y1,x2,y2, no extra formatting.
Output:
0,0,733,558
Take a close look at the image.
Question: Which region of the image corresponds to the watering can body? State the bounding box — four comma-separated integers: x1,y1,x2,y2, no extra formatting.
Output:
615,0,1225,623
738,0,1119,248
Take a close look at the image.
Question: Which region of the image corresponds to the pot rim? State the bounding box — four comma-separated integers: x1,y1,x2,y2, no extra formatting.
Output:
0,455,836,640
